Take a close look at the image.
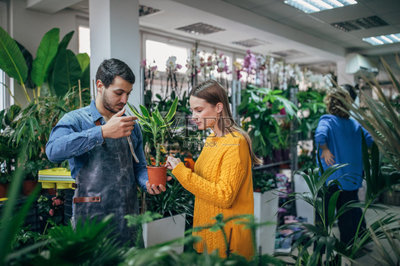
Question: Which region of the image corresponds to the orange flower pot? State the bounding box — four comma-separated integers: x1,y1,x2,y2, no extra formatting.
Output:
147,166,167,187
23,180,38,196
0,183,8,198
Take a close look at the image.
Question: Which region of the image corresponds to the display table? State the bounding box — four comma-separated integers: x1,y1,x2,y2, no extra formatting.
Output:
38,168,75,189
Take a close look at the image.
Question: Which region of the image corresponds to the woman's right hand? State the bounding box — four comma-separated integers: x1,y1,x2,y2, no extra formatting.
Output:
166,156,181,170
321,148,335,166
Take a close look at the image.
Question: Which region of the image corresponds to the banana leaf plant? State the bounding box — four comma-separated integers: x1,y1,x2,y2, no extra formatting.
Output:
0,26,89,102
127,97,178,166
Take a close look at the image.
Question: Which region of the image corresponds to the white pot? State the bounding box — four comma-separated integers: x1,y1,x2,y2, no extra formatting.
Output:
253,190,279,255
142,213,186,254
294,173,314,225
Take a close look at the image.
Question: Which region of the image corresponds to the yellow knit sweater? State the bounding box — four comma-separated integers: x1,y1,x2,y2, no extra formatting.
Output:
172,131,254,259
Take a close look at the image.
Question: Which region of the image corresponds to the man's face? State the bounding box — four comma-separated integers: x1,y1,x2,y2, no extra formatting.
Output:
100,76,133,114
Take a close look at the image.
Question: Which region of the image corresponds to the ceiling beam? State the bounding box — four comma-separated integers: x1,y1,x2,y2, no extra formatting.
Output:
26,0,83,13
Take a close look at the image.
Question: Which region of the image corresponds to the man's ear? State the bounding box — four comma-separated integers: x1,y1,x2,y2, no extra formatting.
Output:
96,80,104,94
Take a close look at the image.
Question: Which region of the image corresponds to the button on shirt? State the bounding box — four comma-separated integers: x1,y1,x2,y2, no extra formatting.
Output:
315,114,373,191
45,100,148,189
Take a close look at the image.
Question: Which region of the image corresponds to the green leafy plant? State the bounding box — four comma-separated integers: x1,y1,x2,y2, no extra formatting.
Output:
127,97,178,166
125,211,163,248
253,171,276,193
336,57,400,171
0,26,90,102
288,161,400,265
296,88,326,140
144,174,194,220
238,85,298,158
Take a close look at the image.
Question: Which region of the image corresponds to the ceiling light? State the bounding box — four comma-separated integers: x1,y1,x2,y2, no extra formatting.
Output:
284,0,357,13
362,33,400,46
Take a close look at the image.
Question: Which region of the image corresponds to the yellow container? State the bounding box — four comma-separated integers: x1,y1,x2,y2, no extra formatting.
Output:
38,168,75,190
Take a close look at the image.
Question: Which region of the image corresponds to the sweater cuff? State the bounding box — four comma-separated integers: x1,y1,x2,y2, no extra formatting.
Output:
172,162,189,178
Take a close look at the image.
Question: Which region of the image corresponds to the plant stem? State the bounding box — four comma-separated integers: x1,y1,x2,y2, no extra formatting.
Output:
78,80,82,108
21,83,31,103
351,197,373,257
32,88,37,104
1,81,20,106
156,143,160,167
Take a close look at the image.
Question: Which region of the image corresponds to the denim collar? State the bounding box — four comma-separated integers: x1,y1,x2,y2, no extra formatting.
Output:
89,100,104,124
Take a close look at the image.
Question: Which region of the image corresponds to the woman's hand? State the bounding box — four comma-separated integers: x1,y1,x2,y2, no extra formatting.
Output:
166,156,181,170
321,148,335,166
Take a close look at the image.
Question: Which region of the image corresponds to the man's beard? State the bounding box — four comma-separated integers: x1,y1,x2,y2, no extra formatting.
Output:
103,95,120,114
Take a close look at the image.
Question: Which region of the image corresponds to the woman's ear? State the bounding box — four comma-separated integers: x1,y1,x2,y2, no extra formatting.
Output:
216,102,223,114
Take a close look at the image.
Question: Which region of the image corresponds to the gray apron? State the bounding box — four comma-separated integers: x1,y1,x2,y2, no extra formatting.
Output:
73,136,138,245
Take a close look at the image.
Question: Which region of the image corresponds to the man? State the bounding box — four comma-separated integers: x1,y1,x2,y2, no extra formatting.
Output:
46,58,165,244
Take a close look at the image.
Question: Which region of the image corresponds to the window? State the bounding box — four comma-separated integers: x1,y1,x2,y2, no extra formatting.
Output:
0,1,10,110
145,39,188,73
0,71,6,111
78,25,90,55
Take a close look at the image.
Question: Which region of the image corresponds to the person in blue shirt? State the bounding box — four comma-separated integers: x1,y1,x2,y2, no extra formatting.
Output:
315,88,373,245
46,58,166,245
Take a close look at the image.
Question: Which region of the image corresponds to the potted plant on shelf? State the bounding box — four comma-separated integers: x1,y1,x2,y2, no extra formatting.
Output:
127,97,178,186
238,85,297,163
252,170,279,255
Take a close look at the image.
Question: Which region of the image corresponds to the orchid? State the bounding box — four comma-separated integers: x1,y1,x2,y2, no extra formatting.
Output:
166,56,177,70
243,50,257,73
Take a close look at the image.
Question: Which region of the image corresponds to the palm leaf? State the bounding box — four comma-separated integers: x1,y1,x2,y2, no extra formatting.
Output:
164,97,179,122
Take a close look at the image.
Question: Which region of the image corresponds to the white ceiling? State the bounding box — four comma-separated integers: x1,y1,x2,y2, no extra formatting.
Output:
67,0,400,66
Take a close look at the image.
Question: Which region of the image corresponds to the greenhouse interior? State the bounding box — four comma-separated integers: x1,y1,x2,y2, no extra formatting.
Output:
0,0,399,265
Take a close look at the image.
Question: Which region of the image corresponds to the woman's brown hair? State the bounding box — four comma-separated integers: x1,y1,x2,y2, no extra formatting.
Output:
325,89,353,119
190,79,262,165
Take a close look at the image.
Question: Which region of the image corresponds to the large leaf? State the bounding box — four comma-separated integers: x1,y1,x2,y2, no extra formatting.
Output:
16,41,35,89
0,26,27,85
80,63,90,89
76,53,90,72
31,28,60,87
58,31,74,51
51,49,82,97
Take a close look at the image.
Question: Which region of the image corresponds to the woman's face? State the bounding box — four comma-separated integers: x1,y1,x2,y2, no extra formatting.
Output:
189,96,220,130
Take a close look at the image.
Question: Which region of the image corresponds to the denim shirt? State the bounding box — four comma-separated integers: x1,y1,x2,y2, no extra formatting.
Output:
45,100,148,189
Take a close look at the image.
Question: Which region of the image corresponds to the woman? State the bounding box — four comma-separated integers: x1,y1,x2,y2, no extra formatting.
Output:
315,89,373,245
166,80,261,259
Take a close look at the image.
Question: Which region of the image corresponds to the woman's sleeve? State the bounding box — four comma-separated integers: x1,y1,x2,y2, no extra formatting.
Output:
172,138,249,209
315,117,330,146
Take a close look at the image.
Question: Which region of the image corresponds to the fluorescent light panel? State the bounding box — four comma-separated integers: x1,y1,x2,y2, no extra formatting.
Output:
284,0,357,13
362,33,400,45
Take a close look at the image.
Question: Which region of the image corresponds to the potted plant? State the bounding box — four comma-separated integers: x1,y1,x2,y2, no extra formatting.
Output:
252,170,279,255
127,97,178,186
238,85,297,162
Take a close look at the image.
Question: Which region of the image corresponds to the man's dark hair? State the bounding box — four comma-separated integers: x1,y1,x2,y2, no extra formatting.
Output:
96,58,135,87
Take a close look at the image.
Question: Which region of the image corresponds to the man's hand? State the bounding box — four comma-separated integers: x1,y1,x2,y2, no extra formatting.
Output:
166,156,181,170
321,148,335,166
146,176,173,195
101,109,137,139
